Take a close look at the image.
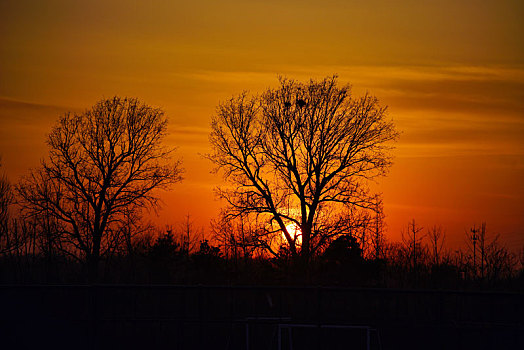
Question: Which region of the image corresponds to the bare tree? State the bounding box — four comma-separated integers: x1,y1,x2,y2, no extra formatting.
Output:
484,235,517,281
0,159,25,258
211,211,260,261
464,224,516,282
208,76,398,265
0,159,12,253
178,213,204,255
17,97,183,281
369,199,386,260
428,225,445,267
401,219,426,273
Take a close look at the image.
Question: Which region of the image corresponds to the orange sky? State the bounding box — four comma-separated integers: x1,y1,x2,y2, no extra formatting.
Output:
1,0,523,250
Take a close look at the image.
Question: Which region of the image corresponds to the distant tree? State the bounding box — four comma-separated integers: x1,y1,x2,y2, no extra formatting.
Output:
208,76,398,266
428,225,445,267
17,97,183,282
178,213,204,255
464,225,518,283
484,235,517,282
0,159,13,254
0,159,27,259
361,199,386,260
192,239,223,278
149,231,181,260
401,219,427,280
195,239,221,258
519,246,524,271
116,208,155,258
321,206,373,257
211,211,261,261
323,234,363,265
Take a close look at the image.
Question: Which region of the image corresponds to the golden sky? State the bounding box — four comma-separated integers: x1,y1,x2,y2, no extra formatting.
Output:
1,0,523,249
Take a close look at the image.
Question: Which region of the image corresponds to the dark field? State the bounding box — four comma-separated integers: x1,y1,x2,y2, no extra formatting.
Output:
1,285,522,349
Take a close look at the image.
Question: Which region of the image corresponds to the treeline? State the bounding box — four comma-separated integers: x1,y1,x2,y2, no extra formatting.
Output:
1,156,523,288
0,88,522,290
0,210,522,290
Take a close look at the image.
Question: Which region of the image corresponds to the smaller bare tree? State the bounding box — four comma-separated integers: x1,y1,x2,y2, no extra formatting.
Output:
211,211,261,261
17,97,183,282
427,225,445,267
484,234,517,282
369,199,386,260
0,159,29,262
401,219,426,272
178,213,204,255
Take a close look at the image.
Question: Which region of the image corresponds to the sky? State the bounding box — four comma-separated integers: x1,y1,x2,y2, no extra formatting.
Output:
1,0,523,250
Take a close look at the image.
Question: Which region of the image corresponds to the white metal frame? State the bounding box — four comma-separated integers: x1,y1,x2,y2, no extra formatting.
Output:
277,323,378,350
244,318,379,350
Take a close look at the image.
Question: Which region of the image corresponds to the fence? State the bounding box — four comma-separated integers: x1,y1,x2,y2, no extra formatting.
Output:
0,285,522,349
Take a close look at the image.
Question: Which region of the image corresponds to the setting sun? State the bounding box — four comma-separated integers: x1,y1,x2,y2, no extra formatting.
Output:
285,223,302,245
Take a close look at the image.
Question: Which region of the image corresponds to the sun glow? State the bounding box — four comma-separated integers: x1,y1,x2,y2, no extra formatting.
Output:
284,223,302,245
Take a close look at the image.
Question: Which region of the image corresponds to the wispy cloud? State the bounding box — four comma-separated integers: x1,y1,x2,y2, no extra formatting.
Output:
175,65,524,158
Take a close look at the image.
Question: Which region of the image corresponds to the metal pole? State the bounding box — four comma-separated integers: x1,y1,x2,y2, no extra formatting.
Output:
278,324,282,350
245,321,250,350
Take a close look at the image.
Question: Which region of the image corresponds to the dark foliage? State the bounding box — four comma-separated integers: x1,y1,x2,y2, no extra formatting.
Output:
0,228,522,293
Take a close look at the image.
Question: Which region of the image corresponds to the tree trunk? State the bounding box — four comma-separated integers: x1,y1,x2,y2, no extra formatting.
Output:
88,233,102,283
300,222,311,275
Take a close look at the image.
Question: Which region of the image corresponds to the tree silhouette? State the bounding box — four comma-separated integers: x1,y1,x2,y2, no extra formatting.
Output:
428,225,445,267
17,97,183,281
323,234,363,264
401,219,426,275
211,211,261,261
208,76,398,265
0,159,13,254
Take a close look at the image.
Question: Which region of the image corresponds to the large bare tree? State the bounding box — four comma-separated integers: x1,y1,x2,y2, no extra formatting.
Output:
17,97,183,281
208,76,398,265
